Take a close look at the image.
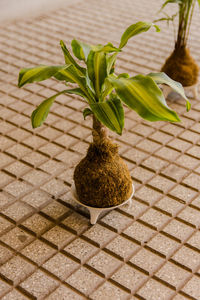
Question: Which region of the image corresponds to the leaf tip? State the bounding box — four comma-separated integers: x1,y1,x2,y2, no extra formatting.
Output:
186,100,191,112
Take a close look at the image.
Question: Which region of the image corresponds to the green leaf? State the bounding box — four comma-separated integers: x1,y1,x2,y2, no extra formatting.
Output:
148,72,191,111
57,65,95,103
87,51,107,99
197,0,200,8
106,53,117,74
108,75,181,123
31,88,89,128
118,73,129,78
90,98,124,135
161,0,182,9
71,40,120,62
63,87,89,101
119,21,160,49
31,91,65,128
95,43,120,53
83,108,93,119
60,40,86,74
71,39,92,61
18,65,65,87
100,78,114,101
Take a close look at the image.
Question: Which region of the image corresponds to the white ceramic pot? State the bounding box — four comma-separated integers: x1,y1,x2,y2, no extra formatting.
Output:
71,182,135,225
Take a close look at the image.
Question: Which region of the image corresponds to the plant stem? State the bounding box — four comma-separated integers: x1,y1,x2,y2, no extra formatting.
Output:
92,115,108,144
176,0,195,50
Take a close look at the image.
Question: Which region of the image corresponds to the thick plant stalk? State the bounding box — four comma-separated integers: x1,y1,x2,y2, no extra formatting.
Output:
92,115,109,145
176,0,195,50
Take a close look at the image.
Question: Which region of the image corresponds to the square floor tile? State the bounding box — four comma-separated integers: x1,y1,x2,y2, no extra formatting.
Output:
87,250,122,278
64,238,98,263
130,248,164,275
21,239,56,265
43,253,79,280
0,255,35,285
66,266,103,296
20,270,59,299
111,264,147,293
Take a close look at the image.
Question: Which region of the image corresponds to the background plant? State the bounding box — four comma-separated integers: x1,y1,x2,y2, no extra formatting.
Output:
18,21,190,135
155,0,200,50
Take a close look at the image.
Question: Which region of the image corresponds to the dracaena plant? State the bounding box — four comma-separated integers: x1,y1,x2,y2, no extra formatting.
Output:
155,0,199,87
155,0,200,50
18,21,190,136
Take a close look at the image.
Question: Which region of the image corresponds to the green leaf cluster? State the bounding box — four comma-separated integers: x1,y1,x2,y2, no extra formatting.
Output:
18,21,190,135
155,0,200,48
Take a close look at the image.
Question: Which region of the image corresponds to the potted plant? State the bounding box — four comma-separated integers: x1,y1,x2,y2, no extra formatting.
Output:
155,0,199,93
18,22,190,223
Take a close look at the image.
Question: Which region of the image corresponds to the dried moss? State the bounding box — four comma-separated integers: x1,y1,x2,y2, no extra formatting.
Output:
162,47,199,87
74,139,132,208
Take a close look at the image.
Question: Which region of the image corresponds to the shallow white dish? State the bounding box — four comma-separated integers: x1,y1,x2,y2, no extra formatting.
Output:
162,82,199,99
71,182,135,224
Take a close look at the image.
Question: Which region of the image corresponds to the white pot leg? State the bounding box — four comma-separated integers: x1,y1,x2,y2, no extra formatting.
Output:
193,84,198,99
89,208,101,225
162,85,172,98
71,183,135,225
128,198,133,209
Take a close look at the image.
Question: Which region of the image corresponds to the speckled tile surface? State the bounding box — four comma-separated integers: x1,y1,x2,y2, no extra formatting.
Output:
0,0,200,299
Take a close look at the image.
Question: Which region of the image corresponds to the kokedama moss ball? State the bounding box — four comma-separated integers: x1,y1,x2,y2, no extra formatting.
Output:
74,139,133,208
162,47,199,87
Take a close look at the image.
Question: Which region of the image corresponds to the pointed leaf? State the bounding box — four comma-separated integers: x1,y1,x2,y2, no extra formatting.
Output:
71,39,92,61
57,65,95,102
100,78,114,101
90,98,124,135
31,90,66,128
95,43,120,53
31,88,88,128
161,0,182,9
87,51,107,99
148,72,191,111
108,75,180,123
64,88,87,99
60,40,86,74
119,22,160,49
83,108,93,119
118,73,129,78
18,65,65,87
106,53,117,74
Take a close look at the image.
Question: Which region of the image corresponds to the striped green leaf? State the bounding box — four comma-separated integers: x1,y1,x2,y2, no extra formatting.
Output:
161,0,182,10
90,98,124,135
148,72,191,111
87,51,107,99
31,87,89,128
71,39,92,61
31,91,66,128
71,40,120,63
57,65,95,103
108,75,180,123
83,107,93,119
18,65,65,87
119,21,160,49
63,88,88,99
100,78,114,101
60,40,86,74
94,43,120,53
106,53,117,74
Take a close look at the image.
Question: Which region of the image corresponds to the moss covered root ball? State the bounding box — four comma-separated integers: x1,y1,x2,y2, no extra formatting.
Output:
162,47,199,87
74,140,133,208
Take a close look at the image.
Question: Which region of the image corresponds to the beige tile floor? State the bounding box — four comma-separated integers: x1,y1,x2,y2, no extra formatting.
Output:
0,0,200,299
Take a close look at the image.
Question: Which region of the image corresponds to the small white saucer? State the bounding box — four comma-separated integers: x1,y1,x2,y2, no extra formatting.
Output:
162,82,199,99
71,182,135,225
